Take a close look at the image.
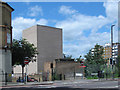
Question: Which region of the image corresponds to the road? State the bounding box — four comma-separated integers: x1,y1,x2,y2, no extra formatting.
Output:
1,79,120,90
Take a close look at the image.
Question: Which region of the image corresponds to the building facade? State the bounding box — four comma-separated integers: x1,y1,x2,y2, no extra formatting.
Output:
103,43,111,65
0,2,14,82
103,43,111,59
112,43,119,64
103,43,119,65
44,59,85,81
14,25,63,75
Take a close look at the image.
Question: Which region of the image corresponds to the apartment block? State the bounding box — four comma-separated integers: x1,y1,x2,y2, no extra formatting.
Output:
103,43,120,65
112,43,119,62
103,43,111,59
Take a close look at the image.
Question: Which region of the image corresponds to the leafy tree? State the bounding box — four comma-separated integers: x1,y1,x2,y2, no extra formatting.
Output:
76,55,83,63
64,54,73,59
116,56,120,77
12,39,38,79
84,44,105,76
63,53,66,58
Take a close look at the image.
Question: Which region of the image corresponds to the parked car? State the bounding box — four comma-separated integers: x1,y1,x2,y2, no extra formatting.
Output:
28,78,38,82
17,77,38,82
16,77,25,83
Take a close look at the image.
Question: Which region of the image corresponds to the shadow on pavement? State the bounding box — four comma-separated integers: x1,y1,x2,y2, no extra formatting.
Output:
1,87,119,90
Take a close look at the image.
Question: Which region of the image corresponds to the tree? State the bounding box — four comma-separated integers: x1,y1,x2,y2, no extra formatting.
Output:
84,44,105,76
76,55,82,62
116,56,120,77
64,54,73,59
12,39,38,79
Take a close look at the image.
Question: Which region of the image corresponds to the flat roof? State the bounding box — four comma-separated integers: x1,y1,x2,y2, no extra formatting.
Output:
36,24,62,30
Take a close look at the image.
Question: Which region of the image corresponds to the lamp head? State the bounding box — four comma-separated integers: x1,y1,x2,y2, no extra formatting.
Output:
112,25,115,27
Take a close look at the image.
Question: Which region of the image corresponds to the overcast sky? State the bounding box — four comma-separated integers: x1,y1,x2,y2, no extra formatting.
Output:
8,1,118,58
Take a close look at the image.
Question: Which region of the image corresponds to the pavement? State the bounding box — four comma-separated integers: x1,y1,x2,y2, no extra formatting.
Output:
0,79,119,90
0,81,54,87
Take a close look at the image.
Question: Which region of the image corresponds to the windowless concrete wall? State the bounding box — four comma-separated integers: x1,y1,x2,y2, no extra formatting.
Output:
22,25,63,74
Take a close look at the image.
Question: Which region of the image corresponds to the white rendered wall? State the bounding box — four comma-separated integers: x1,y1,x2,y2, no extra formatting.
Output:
13,25,38,75
0,50,12,82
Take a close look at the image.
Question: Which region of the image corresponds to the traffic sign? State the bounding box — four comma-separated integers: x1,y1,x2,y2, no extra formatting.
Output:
79,66,86,68
24,59,29,64
80,61,84,66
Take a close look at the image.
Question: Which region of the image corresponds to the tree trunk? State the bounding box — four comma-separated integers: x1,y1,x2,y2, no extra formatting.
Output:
22,66,24,80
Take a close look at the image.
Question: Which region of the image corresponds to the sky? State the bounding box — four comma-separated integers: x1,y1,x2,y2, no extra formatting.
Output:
8,1,118,58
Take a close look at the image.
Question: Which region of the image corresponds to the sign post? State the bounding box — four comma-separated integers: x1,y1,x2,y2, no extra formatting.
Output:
79,61,86,79
24,59,29,84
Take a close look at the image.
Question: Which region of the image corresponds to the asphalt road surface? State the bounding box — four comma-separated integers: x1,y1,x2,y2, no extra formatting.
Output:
1,79,120,90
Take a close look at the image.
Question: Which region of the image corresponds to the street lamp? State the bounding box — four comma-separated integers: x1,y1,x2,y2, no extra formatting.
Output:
111,24,115,80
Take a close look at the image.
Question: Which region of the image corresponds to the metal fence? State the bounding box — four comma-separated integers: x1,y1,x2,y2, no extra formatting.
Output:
0,72,13,85
84,64,119,80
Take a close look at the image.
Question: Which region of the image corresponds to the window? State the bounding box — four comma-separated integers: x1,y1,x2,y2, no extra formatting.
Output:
7,33,11,44
6,28,11,48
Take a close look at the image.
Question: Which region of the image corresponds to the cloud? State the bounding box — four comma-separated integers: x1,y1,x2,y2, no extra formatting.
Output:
59,5,78,15
64,31,111,58
103,1,118,21
37,18,48,25
56,2,118,58
28,5,43,17
56,14,110,41
12,1,118,58
12,17,48,39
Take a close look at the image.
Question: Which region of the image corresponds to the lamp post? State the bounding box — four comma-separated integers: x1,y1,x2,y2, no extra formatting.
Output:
111,24,115,80
24,57,29,84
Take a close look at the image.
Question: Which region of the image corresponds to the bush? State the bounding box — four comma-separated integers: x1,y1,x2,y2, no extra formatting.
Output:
87,76,98,79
